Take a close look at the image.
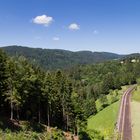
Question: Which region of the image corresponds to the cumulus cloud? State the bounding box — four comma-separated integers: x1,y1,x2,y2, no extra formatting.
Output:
33,14,53,26
68,23,80,30
53,37,60,41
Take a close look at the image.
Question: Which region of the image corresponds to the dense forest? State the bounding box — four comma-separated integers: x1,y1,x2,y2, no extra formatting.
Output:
2,45,124,70
1,48,140,139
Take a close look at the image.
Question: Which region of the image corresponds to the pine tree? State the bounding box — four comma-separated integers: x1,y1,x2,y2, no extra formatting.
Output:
42,72,53,127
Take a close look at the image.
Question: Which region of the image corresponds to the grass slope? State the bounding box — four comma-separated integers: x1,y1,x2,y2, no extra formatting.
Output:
131,101,140,140
131,85,140,140
132,86,140,102
87,101,119,138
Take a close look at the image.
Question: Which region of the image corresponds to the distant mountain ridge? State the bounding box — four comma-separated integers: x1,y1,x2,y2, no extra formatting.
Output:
1,45,124,69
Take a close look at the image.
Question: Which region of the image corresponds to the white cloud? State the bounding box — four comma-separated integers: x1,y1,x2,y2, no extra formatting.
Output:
53,37,60,41
68,23,80,30
93,30,99,35
33,14,53,26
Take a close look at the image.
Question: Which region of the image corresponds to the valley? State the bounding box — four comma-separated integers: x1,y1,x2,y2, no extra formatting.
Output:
0,46,140,139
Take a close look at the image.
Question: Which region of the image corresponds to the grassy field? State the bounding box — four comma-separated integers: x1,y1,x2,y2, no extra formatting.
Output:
87,101,120,138
131,101,140,140
132,86,140,102
131,85,140,140
87,86,129,139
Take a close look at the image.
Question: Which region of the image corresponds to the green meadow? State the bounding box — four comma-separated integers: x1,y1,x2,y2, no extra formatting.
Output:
131,85,140,140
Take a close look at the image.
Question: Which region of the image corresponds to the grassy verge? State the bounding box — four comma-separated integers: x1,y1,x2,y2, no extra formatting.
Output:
132,86,140,102
87,101,119,139
131,101,140,140
87,86,129,139
131,85,140,140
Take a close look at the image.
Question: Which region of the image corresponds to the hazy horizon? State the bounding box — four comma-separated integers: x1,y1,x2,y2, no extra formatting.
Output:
1,45,134,55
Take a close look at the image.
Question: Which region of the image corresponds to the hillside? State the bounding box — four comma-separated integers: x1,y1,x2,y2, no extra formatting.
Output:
88,101,119,138
1,45,123,69
87,86,128,139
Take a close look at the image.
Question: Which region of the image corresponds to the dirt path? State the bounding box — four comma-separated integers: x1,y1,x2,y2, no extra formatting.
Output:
117,87,134,140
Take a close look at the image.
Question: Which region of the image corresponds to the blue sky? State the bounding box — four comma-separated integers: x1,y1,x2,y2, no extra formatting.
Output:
0,0,140,54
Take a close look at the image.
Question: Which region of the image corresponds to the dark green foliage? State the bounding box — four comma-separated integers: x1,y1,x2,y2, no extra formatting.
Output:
87,130,104,140
0,49,10,118
79,131,92,140
0,49,9,94
99,95,108,108
2,45,123,70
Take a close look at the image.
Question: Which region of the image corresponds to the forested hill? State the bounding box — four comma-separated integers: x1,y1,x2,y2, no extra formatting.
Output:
1,45,123,69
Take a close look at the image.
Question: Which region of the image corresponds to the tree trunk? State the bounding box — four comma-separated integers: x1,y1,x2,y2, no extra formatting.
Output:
73,119,76,135
10,85,13,120
47,104,50,127
10,100,13,120
77,124,79,137
38,102,41,123
38,97,41,123
66,114,69,131
38,110,41,123
62,105,66,130
74,128,76,136
16,106,19,120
